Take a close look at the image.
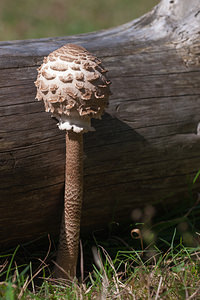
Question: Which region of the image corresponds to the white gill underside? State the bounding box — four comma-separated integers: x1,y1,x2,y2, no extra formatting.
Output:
56,110,95,133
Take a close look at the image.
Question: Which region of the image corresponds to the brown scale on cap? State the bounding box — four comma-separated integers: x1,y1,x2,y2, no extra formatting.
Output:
35,44,111,132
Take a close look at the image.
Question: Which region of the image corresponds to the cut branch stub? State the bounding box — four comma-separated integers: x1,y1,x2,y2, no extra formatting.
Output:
35,43,111,133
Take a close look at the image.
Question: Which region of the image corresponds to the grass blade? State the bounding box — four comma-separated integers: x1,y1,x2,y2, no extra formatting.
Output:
6,246,20,281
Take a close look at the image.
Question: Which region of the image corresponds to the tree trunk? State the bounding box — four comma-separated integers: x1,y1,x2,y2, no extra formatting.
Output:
0,0,200,248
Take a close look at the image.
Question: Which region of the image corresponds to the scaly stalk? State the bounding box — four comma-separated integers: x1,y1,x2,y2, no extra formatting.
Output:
54,131,83,279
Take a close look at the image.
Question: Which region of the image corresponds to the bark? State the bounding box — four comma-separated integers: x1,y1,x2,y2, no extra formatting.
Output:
0,0,200,248
54,131,83,279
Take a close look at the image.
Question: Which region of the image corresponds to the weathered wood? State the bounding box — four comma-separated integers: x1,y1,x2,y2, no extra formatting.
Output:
0,0,200,248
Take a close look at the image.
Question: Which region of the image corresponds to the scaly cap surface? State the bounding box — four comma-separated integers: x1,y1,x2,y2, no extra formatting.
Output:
35,44,111,132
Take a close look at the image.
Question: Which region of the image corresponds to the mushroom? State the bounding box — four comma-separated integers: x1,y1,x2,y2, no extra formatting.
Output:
35,44,111,279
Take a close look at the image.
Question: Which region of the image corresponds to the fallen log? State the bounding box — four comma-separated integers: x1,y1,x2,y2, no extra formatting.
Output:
0,0,200,248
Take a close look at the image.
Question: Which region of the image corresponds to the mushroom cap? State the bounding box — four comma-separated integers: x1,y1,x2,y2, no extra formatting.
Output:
35,44,111,133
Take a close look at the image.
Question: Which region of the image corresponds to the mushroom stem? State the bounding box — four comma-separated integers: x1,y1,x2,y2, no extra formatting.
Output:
54,130,83,279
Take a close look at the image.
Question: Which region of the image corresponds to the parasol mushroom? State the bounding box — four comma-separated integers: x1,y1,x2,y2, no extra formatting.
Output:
35,44,111,279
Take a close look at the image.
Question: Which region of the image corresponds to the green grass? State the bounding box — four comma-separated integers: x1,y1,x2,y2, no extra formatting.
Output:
1,237,200,299
0,0,159,41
